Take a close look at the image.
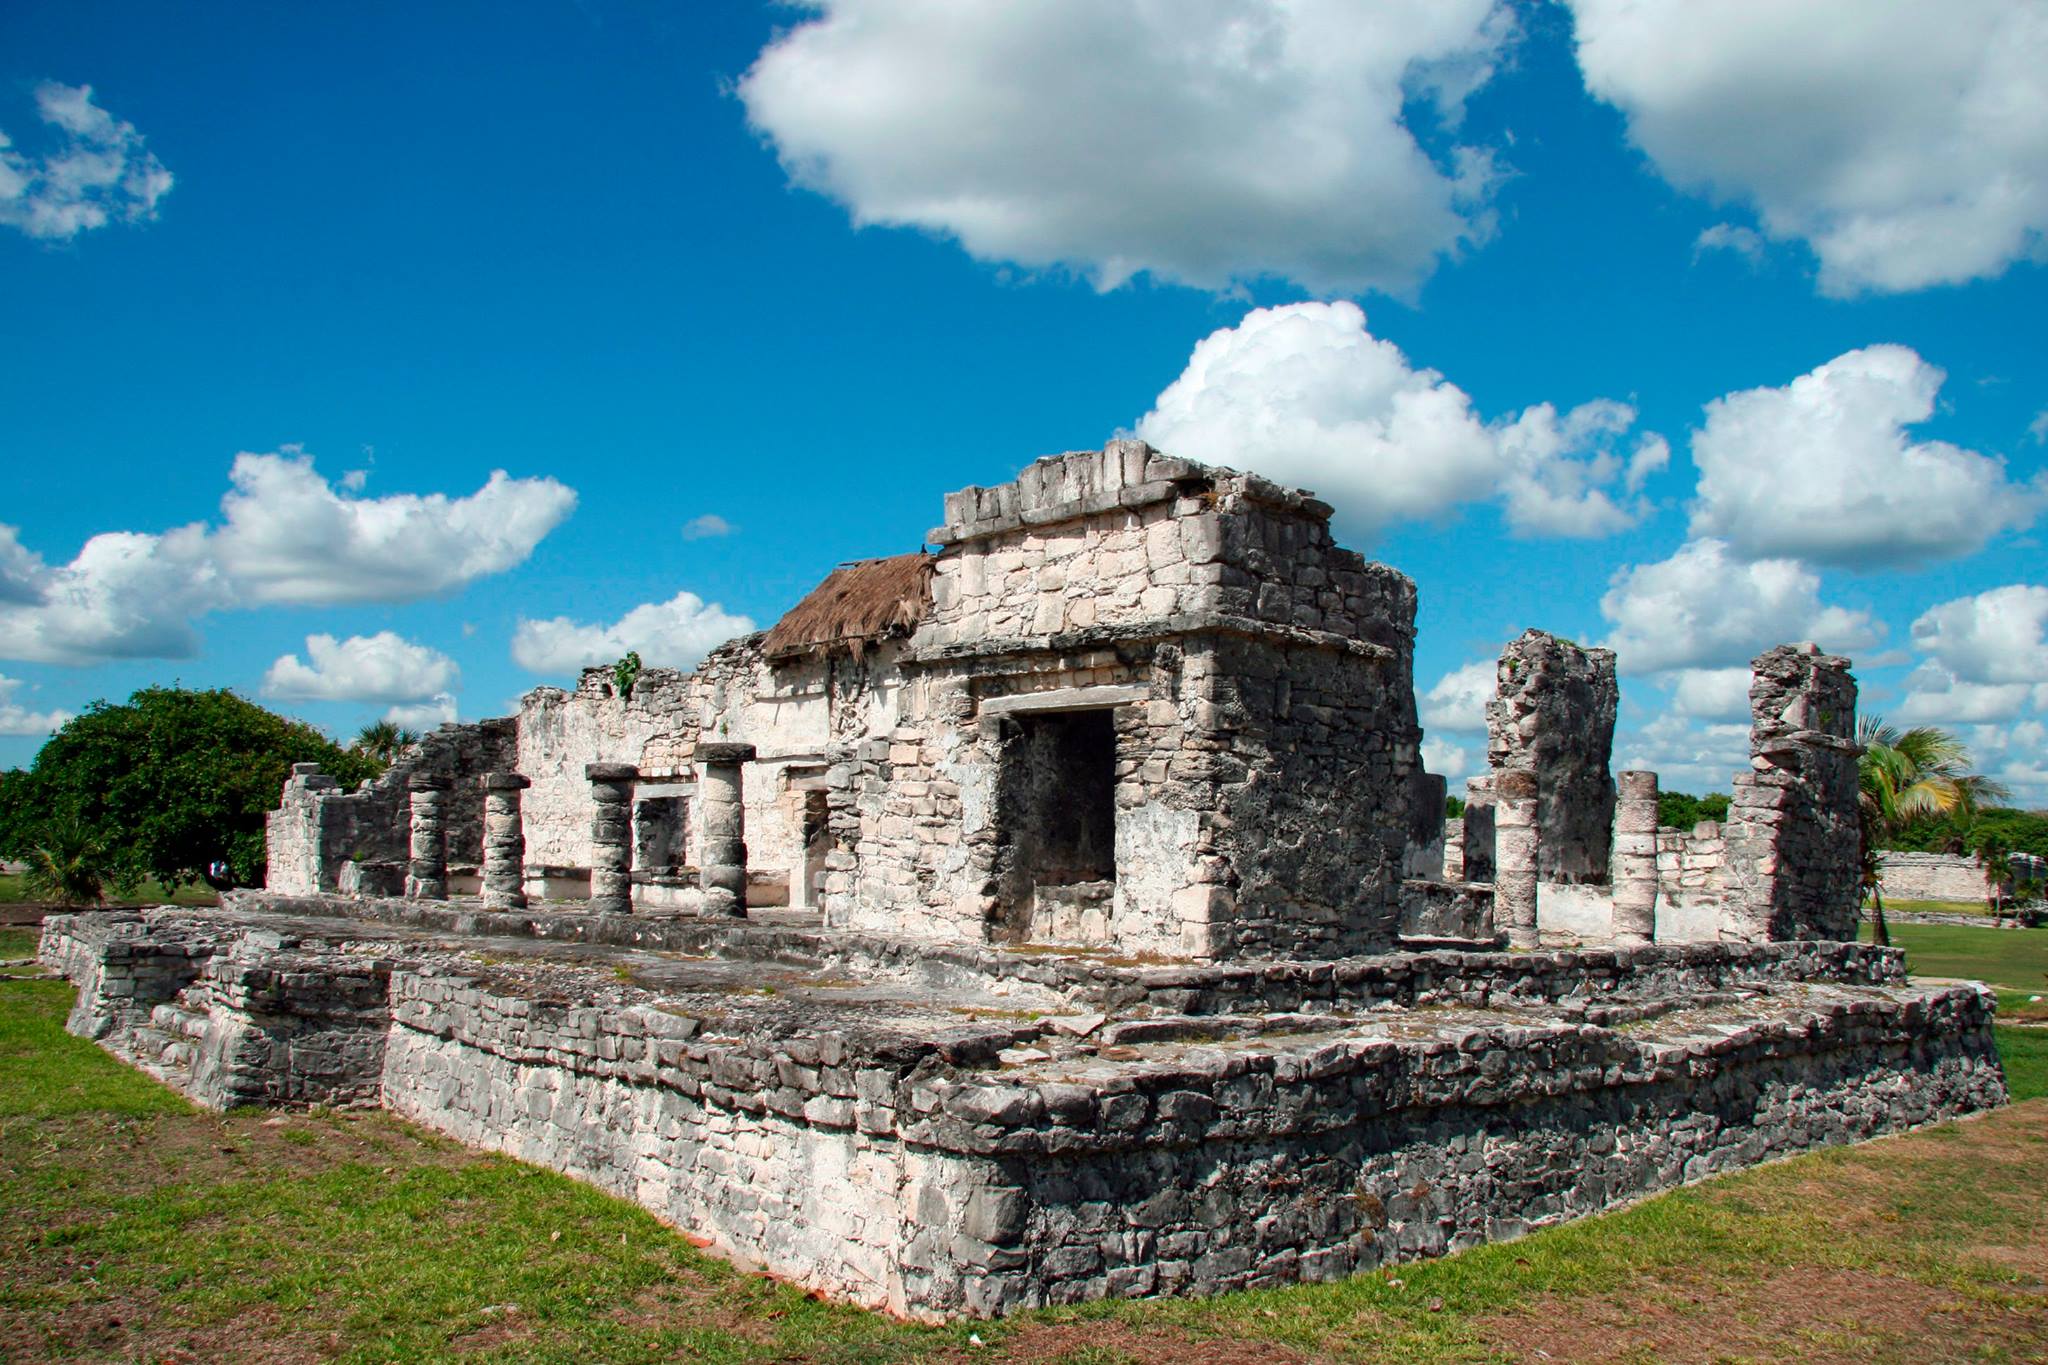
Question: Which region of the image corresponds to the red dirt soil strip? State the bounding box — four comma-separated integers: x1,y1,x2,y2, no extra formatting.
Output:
1478,1266,2046,1364
936,1320,1313,1365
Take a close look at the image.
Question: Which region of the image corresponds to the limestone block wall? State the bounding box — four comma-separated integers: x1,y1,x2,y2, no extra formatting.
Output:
1724,645,1862,942
45,909,2007,1322
824,443,1427,961
1654,821,1731,941
263,720,517,892
516,641,894,897
1877,851,1997,904
1486,630,1618,884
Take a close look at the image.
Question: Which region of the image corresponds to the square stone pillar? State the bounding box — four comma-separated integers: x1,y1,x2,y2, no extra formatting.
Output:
480,772,531,909
405,775,449,900
1494,768,1539,950
695,742,756,919
586,763,638,914
1611,770,1660,945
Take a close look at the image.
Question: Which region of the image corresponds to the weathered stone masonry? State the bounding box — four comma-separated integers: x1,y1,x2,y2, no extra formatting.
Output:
38,441,2014,1321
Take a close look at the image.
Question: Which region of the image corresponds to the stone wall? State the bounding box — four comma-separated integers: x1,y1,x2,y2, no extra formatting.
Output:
819,442,1426,961
43,904,2008,1321
1654,821,1732,941
1486,630,1618,884
1724,645,1862,942
264,720,517,892
1877,851,1998,904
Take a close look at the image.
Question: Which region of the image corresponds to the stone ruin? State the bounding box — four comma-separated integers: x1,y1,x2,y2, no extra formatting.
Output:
39,442,2007,1320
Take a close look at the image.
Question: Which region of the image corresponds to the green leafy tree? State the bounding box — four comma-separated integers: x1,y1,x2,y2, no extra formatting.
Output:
1657,790,1731,831
0,687,376,891
1857,718,2008,947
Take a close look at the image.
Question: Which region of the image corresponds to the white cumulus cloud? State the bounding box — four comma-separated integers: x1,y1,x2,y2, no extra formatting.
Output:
1421,734,1472,781
1135,302,1663,537
384,692,459,731
1618,710,1751,796
213,449,577,605
1599,538,1880,675
1909,584,2048,685
0,675,73,736
0,82,172,240
1688,346,2042,569
739,0,1514,296
1421,658,1496,733
0,451,576,665
512,591,756,677
1892,663,2040,727
263,632,460,704
1668,667,1752,722
1565,0,2048,295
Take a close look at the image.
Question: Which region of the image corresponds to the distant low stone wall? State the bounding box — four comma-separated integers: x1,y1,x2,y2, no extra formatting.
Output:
1878,851,1991,904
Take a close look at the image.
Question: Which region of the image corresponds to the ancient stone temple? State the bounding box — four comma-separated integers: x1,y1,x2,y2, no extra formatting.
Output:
40,442,2007,1320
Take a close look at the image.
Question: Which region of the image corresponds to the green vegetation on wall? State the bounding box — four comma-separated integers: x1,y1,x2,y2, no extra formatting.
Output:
1657,790,1730,831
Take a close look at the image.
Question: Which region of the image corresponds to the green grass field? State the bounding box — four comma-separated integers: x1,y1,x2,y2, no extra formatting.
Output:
1865,919,2048,995
0,873,217,908
3,924,2046,1362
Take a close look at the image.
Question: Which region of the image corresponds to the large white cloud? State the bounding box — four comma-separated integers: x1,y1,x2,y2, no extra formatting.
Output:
1421,658,1496,733
1565,0,2048,295
739,0,1513,295
512,592,756,677
0,675,73,736
384,692,459,731
0,452,575,665
213,450,578,605
1668,666,1752,722
1599,538,1879,674
1135,303,1665,537
0,82,172,240
1688,346,2042,568
1421,734,1472,781
263,632,459,704
1909,584,2048,686
1617,710,1752,796
1892,663,2041,727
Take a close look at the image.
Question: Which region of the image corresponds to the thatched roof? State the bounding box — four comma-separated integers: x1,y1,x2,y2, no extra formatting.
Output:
761,553,934,662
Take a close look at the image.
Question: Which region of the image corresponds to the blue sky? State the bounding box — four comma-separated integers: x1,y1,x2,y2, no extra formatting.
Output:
2,0,2045,800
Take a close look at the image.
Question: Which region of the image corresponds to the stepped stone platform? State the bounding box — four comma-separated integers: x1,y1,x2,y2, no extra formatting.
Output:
40,893,2007,1320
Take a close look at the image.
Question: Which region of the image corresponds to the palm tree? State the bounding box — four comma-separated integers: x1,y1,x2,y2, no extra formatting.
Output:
22,818,109,908
351,720,420,771
1976,831,2014,921
1857,717,2008,946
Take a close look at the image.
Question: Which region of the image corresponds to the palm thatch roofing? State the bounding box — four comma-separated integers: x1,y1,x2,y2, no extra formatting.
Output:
761,552,934,662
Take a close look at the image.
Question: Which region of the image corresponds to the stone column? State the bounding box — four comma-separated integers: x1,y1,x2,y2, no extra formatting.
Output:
405,776,449,900
1461,775,1496,883
695,742,756,919
1494,768,1539,950
480,772,530,909
1611,770,1660,945
586,763,638,914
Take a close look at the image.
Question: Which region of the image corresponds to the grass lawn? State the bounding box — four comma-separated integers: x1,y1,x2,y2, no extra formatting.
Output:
1881,898,1993,917
1863,920,2048,994
2,932,2045,1363
0,873,218,909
